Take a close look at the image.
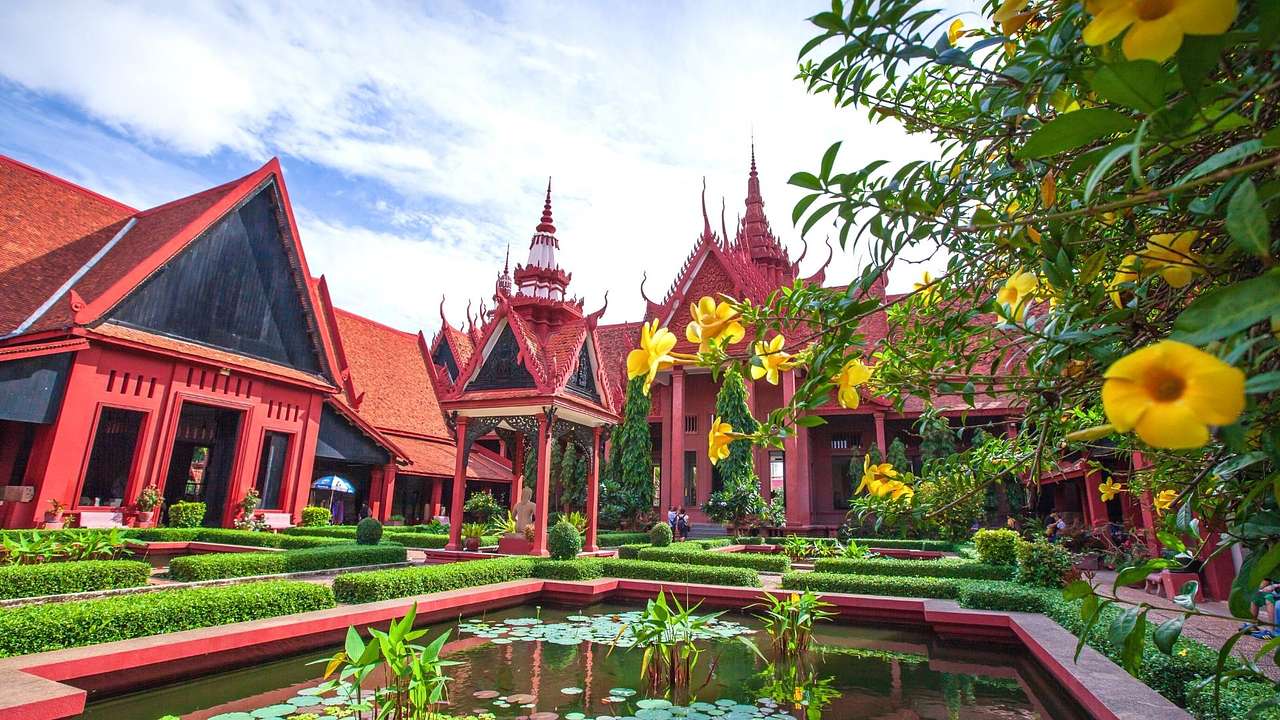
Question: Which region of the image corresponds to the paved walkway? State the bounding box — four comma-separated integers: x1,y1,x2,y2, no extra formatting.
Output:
1094,570,1280,681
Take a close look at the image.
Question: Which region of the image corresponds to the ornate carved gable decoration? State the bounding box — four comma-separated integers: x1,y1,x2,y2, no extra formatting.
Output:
432,337,459,383
466,324,536,391
565,341,599,402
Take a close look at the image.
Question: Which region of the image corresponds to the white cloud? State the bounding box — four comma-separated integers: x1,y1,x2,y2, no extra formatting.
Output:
0,0,968,333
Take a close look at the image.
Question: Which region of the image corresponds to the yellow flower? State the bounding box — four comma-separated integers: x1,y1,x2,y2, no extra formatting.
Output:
1102,340,1245,449
750,334,793,385
1098,478,1126,502
708,415,735,466
626,319,677,396
684,296,745,351
997,270,1039,321
993,0,1028,23
914,271,938,304
1153,488,1178,514
1107,254,1143,308
1144,231,1203,288
793,686,804,703
1178,648,1188,657
857,454,900,495
948,19,966,45
1083,0,1237,62
835,358,873,410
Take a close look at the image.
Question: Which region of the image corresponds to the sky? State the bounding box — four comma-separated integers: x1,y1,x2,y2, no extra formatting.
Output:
0,0,970,335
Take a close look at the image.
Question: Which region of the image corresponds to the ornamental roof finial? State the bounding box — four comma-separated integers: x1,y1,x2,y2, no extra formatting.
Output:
536,177,555,234
701,177,714,242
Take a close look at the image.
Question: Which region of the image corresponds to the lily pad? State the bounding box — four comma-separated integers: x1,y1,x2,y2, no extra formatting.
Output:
251,706,296,718
473,690,501,699
610,688,637,697
637,698,673,709
209,714,256,720
562,686,584,694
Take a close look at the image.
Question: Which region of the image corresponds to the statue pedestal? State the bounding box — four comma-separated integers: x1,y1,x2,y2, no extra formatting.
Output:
497,535,534,555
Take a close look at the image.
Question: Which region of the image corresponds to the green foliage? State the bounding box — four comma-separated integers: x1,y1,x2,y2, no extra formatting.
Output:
885,437,910,471
973,528,1021,566
598,559,760,587
812,556,1013,581
916,410,958,462
954,581,1060,614
1187,679,1280,720
462,490,503,523
355,517,383,545
1,528,130,565
649,521,673,547
597,532,650,547
124,527,346,549
602,376,656,527
0,581,334,657
735,536,766,545
547,520,583,560
0,559,150,600
531,559,605,581
1016,540,1073,588
331,557,537,603
705,368,761,532
168,544,407,582
300,506,332,527
284,526,502,549
638,547,790,573
783,571,962,599
617,543,648,559
166,501,206,528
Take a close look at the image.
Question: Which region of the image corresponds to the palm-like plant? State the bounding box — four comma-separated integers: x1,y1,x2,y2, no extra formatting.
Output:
614,591,722,701
486,511,517,536
781,535,811,560
751,591,835,672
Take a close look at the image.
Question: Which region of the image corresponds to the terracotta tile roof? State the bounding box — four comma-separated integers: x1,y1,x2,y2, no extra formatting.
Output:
332,308,449,437
441,324,475,369
88,323,334,388
387,433,512,482
594,321,642,410
0,156,135,335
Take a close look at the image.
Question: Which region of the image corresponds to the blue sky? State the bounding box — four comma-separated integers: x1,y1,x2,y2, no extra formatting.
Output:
0,0,968,333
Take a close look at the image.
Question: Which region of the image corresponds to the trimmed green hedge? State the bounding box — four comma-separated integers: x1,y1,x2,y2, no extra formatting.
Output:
124,528,346,549
0,559,152,600
734,536,766,545
812,557,1014,581
600,559,760,587
532,559,605,581
783,571,961,598
168,544,407,582
616,543,648,559
638,547,790,572
596,532,650,547
282,527,501,549
0,580,335,657
332,557,537,603
1187,679,1280,720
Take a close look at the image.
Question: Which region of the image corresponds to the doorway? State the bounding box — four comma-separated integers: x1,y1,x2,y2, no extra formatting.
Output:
164,403,242,527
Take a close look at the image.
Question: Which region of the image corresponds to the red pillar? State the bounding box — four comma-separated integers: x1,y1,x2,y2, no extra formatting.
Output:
1132,453,1160,554
446,417,468,550
782,371,811,528
1082,466,1108,529
670,367,685,510
585,426,601,552
531,413,552,556
873,411,887,456
429,476,443,519
374,463,397,522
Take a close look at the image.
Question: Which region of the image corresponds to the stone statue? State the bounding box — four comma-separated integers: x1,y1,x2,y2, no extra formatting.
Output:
513,483,536,535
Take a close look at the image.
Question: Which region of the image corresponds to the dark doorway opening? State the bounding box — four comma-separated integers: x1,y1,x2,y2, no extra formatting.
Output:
392,475,427,526
164,403,243,527
310,459,372,525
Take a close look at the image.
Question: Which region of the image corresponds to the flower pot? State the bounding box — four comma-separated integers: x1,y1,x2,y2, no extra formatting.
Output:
137,510,154,524
464,537,481,552
43,511,63,524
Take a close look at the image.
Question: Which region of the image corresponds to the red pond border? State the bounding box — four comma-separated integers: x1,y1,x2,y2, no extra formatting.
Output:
0,578,1188,720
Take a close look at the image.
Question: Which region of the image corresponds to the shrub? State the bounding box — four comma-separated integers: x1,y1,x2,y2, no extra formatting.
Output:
532,559,604,581
168,544,407,582
955,581,1059,614
599,559,760,587
355,517,383,545
692,537,734,549
973,529,1020,566
167,501,206,528
638,547,790,573
617,543,647,559
332,557,537,603
300,506,332,527
649,522,672,547
1186,678,1279,720
596,532,649,547
735,536,766,545
1015,540,1073,588
782,571,962,599
123,528,346,549
811,557,1014,581
0,560,151,600
547,520,582,560
284,526,357,538
0,581,334,657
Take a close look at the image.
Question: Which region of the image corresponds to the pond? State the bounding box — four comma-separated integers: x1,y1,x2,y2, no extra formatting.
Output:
78,602,1087,719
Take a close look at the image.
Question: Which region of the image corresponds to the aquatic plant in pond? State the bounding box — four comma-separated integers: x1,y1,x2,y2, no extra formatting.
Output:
750,591,834,673
455,606,753,649
614,591,730,703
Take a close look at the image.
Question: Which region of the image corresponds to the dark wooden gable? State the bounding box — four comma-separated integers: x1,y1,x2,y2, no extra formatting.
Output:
466,324,536,391
565,342,600,402
108,184,324,375
432,338,459,382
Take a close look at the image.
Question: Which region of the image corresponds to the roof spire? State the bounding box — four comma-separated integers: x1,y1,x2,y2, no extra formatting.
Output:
536,177,555,234
504,243,510,272
701,177,714,242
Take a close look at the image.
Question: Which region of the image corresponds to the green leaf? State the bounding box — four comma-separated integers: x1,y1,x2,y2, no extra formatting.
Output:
1017,108,1136,159
1114,558,1173,590
1230,552,1261,619
1064,579,1093,601
1172,269,1280,344
1226,179,1273,259
1176,35,1226,94
789,171,823,191
801,201,839,237
792,193,821,225
1246,371,1280,394
1091,61,1169,113
1084,142,1136,202
1174,140,1263,186
1174,580,1200,611
1153,617,1184,655
819,141,842,182
1249,544,1280,589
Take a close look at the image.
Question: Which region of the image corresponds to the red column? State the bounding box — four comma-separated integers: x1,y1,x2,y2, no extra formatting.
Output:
873,412,887,456
585,426,601,552
446,417,468,550
659,379,673,513
531,413,552,556
1132,453,1160,554
782,371,812,528
429,477,443,519
1082,466,1108,529
670,367,685,510
374,463,398,522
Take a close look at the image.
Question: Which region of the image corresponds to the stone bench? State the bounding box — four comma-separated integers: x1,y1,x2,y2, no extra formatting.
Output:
258,511,294,532
1145,570,1202,602
76,509,126,529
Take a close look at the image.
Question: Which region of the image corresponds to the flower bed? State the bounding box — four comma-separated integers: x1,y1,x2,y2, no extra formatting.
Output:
0,580,335,657
168,544,408,582
637,546,790,572
0,559,152,600
812,557,1014,581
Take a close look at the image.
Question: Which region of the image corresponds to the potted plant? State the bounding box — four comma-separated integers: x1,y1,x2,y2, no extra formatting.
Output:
135,486,161,524
43,498,66,528
461,522,487,551
233,489,263,530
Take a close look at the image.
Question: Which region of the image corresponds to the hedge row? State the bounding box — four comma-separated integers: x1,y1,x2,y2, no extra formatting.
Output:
783,571,961,599
617,543,647,559
0,559,152,600
637,547,790,573
283,526,502,548
597,559,759,587
532,559,604,581
168,544,407,582
596,532,650,547
0,580,335,657
734,536,766,545
123,528,347,549
812,557,1014,581
332,557,537,603
778,537,956,551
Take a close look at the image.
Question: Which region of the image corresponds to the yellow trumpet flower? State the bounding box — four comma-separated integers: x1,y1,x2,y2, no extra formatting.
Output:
948,19,966,45
1098,478,1126,502
997,270,1039,322
1102,340,1245,449
750,334,793,385
835,358,874,410
1144,231,1203,289
626,319,677,396
1083,0,1237,62
1153,488,1178,514
707,415,736,466
913,271,938,305
684,296,745,352
1107,254,1143,308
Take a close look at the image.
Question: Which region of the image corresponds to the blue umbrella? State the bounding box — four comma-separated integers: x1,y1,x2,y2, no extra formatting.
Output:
312,475,356,493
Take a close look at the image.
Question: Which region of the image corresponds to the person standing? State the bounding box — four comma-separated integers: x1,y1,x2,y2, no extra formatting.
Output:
677,507,691,541
668,506,677,529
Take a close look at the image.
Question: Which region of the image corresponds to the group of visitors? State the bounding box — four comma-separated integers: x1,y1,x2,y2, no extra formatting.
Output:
667,506,691,540
1244,578,1280,639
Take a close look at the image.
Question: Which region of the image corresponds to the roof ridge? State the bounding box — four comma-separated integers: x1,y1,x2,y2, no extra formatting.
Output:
332,305,420,339
132,173,252,218
0,154,137,215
